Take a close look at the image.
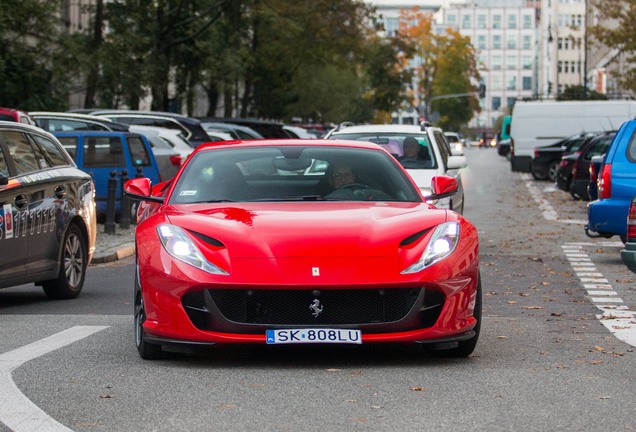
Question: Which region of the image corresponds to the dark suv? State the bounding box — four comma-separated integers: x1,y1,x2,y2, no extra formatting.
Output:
0,121,96,298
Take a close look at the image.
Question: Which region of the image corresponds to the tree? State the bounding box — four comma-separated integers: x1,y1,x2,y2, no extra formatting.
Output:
587,0,636,95
557,85,608,101
396,7,481,129
0,0,69,109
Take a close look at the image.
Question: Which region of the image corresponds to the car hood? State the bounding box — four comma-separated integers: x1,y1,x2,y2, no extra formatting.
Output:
164,202,447,259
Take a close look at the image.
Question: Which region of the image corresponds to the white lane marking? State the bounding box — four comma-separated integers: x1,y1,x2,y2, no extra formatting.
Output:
0,326,109,432
563,244,636,348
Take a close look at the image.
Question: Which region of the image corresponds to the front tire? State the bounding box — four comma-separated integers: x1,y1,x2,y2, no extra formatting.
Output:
42,224,87,300
134,265,162,360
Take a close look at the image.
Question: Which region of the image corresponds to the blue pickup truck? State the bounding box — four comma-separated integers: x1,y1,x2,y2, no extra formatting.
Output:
585,119,636,242
54,131,161,219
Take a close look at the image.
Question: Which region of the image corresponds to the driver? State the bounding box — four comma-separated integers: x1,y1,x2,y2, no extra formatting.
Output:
328,162,355,190
325,162,392,200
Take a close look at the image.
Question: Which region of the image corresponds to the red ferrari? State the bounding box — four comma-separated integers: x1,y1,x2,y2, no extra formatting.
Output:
124,139,480,359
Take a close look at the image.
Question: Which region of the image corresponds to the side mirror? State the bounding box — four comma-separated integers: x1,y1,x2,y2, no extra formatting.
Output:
447,155,468,170
124,177,164,203
429,175,458,201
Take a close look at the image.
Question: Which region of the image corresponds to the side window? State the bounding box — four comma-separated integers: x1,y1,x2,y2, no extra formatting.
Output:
84,136,126,167
127,136,151,166
2,131,41,174
434,132,450,167
0,146,9,177
33,135,70,167
57,137,79,160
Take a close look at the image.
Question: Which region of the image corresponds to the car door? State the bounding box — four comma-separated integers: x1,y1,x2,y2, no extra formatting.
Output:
0,130,28,283
80,134,128,214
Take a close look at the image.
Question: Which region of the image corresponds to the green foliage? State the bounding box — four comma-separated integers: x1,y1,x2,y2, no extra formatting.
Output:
0,0,408,123
587,0,636,94
557,85,608,101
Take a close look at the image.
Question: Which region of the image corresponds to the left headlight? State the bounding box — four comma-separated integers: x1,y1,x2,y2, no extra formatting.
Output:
157,224,229,275
401,222,460,274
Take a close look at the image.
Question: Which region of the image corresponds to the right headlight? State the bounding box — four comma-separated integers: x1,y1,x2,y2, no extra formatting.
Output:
401,222,460,274
157,224,229,275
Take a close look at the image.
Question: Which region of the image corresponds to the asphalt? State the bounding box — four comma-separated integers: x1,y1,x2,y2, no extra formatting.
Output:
91,223,136,264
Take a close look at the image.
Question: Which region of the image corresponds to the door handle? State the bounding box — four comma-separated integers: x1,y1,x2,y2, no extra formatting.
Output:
55,186,66,199
14,194,27,208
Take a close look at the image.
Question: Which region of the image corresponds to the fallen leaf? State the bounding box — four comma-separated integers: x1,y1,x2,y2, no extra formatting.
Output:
99,395,113,399
598,396,611,400
326,368,341,372
508,300,518,304
522,306,544,310
410,387,424,391
497,336,509,339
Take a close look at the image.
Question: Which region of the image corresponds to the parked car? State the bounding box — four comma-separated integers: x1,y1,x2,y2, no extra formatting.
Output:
201,121,264,140
568,132,615,200
531,132,594,181
324,123,468,214
199,117,291,138
88,110,211,147
555,132,615,200
586,119,636,241
443,131,465,155
283,125,317,139
31,111,130,132
0,107,36,125
123,138,481,359
620,195,636,273
128,126,184,180
587,154,605,201
129,125,194,160
0,121,96,298
53,131,161,218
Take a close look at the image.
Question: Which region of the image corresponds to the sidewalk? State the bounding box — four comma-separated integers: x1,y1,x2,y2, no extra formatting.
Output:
91,224,136,264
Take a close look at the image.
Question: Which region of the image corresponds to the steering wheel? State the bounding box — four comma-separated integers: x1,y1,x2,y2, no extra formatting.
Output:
338,183,368,191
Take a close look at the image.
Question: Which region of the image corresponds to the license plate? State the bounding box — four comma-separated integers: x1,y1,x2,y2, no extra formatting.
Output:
266,328,362,345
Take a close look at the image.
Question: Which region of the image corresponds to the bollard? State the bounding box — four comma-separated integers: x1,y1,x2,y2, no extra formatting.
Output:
104,170,117,234
119,169,131,229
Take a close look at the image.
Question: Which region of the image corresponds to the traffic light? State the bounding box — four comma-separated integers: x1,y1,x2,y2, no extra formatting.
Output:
478,83,486,98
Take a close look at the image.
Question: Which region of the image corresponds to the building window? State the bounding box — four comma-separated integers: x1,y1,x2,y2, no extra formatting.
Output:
493,14,502,29
507,97,516,108
507,76,517,90
493,35,501,49
492,55,502,70
558,61,563,73
492,75,502,90
508,14,517,29
507,35,517,49
507,55,517,70
522,76,532,90
462,15,472,29
477,14,486,29
492,96,501,110
522,56,532,70
477,35,486,49
522,35,531,50
523,14,532,29
446,13,457,25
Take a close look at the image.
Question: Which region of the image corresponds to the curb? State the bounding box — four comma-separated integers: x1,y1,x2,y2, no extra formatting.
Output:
91,246,135,265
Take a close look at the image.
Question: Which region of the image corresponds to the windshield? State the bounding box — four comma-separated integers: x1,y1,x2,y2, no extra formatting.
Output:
169,145,422,203
329,133,437,170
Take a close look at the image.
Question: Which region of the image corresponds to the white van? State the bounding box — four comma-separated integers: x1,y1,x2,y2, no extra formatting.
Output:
509,100,636,172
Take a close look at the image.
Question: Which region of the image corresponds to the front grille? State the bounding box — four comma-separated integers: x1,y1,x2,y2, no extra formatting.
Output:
182,287,445,333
